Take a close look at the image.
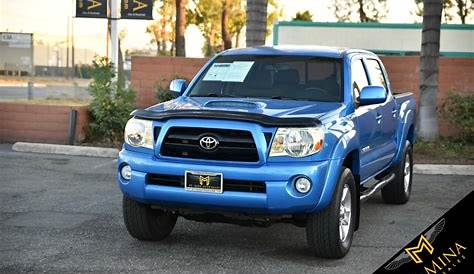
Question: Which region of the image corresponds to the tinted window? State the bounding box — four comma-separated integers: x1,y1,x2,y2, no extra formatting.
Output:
188,55,343,102
351,59,369,102
365,59,387,89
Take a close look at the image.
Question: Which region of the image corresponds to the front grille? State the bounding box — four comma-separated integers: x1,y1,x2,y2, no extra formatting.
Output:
160,127,259,162
147,174,266,193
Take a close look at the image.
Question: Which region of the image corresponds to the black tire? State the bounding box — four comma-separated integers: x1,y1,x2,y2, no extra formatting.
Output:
123,196,177,241
306,168,357,258
381,141,413,204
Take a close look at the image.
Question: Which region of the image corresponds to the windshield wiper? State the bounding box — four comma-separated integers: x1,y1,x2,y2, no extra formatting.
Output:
270,96,293,100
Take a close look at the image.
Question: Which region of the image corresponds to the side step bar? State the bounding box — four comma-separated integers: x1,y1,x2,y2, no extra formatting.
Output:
360,173,395,201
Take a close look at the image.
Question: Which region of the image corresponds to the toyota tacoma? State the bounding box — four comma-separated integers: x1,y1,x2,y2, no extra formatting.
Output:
118,46,416,258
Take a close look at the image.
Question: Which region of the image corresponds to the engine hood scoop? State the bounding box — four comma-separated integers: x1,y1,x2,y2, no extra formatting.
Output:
204,100,262,110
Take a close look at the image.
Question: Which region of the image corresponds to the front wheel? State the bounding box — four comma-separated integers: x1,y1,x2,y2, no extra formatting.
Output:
306,168,356,258
123,196,177,241
381,141,413,204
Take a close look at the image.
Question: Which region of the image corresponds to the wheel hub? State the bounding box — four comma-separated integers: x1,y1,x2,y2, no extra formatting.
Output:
404,153,411,193
339,185,351,242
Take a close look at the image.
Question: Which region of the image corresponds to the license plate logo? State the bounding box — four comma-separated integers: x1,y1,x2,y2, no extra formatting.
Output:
185,171,223,193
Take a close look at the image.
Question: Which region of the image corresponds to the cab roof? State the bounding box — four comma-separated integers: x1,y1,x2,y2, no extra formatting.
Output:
221,45,376,59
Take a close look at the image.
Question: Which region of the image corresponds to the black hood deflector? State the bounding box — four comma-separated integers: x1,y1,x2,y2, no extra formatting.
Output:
131,109,321,127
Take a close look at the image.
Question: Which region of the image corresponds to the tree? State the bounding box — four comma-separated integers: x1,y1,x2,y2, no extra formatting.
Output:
222,0,232,49
175,0,188,56
188,0,223,55
147,0,175,56
293,10,313,21
414,0,473,23
265,0,282,37
333,0,388,22
88,57,135,144
229,1,246,47
246,0,268,47
414,0,454,23
189,0,245,55
454,0,474,23
417,0,443,141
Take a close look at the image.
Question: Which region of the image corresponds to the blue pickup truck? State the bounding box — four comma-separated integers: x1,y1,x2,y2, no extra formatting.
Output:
118,46,416,258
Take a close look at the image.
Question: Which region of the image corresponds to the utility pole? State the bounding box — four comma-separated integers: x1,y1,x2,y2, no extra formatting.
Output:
71,0,75,79
66,16,70,79
71,19,75,78
109,0,119,75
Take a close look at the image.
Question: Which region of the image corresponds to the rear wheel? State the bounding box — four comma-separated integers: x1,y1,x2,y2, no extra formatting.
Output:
381,141,413,204
306,168,356,258
123,196,177,241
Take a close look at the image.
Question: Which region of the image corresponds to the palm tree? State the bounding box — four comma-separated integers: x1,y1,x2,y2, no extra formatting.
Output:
175,0,187,56
246,0,268,47
417,0,443,140
222,0,232,49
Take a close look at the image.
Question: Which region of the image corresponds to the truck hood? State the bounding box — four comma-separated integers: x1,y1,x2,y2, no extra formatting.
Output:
146,97,344,121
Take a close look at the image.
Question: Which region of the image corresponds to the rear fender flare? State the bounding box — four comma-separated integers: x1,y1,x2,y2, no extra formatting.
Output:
392,103,415,166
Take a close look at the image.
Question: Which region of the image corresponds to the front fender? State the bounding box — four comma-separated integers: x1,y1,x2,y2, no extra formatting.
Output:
313,120,360,211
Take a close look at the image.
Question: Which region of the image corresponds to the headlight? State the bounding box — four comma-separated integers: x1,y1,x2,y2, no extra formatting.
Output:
269,127,324,158
124,118,153,149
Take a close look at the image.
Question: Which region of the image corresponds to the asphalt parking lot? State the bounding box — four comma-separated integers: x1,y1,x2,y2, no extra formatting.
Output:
0,144,472,273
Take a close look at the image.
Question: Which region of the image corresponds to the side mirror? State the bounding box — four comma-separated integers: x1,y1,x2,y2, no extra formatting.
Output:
169,79,187,97
359,85,387,105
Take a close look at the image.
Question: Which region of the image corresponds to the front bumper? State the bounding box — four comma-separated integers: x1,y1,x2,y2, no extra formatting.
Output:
118,149,338,214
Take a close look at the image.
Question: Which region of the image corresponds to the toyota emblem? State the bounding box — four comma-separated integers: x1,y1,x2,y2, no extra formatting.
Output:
199,136,219,150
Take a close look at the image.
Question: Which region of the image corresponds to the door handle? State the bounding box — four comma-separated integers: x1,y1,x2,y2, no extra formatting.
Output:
376,113,382,124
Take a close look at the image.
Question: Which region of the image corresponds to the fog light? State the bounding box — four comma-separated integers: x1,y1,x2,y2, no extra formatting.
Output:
121,165,132,180
295,177,311,194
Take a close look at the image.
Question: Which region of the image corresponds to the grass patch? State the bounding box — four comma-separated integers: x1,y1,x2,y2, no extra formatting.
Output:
414,138,474,164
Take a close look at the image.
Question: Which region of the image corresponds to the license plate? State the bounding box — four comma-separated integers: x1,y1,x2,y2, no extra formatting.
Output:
185,171,223,193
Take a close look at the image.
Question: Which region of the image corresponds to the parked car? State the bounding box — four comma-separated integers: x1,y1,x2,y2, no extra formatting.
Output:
118,46,416,258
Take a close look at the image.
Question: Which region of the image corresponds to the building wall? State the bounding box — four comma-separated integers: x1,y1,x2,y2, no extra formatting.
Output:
0,103,89,144
131,56,208,107
131,55,474,136
273,22,474,57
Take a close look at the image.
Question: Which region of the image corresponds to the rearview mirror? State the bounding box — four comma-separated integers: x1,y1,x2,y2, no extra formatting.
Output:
359,86,387,105
169,79,187,97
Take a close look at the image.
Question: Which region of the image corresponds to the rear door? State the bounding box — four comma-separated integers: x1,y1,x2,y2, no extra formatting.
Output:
351,57,381,180
364,59,397,169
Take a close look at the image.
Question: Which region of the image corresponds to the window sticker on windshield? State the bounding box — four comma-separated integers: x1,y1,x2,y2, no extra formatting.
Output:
222,61,254,82
202,63,231,81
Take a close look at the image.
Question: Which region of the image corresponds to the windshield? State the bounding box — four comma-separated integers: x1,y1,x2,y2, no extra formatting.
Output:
187,55,343,102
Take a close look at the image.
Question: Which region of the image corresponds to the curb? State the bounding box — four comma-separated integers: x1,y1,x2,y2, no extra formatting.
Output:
12,142,118,158
413,164,474,176
9,142,474,176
